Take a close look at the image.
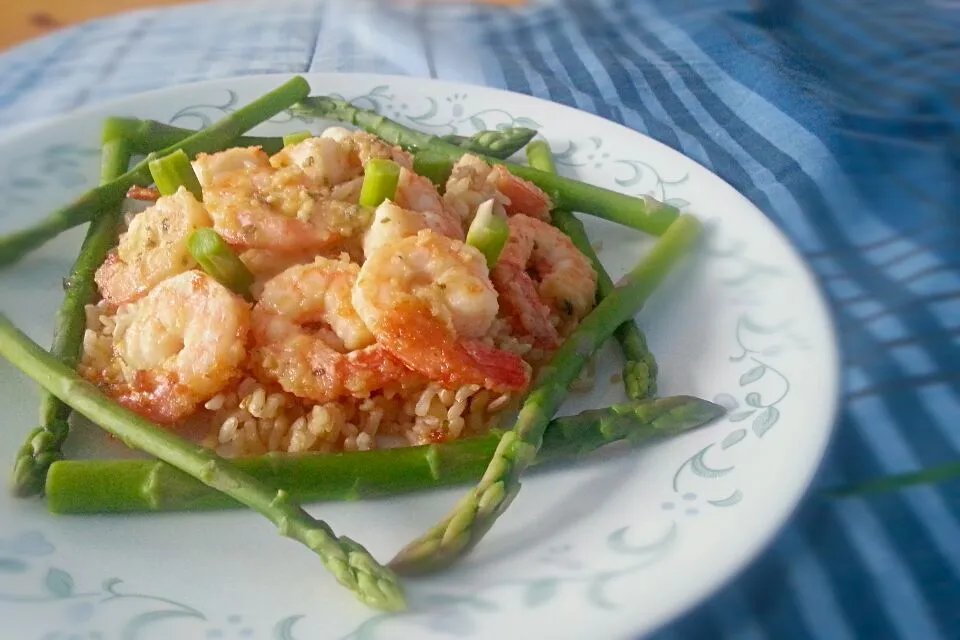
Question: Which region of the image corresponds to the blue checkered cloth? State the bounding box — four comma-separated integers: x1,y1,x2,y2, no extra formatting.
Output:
1,0,959,637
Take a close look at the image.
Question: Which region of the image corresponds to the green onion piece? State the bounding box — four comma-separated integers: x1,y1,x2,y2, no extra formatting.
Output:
148,149,203,201
524,140,558,174
359,158,402,208
465,199,510,268
413,152,454,191
282,130,313,146
187,229,255,300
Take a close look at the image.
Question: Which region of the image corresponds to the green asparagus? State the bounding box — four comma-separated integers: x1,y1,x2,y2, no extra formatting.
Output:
465,199,509,268
0,314,405,611
358,158,401,208
44,396,723,514
0,76,311,268
10,126,132,498
106,116,532,160
292,96,679,236
148,149,203,200
103,117,285,155
439,127,538,159
389,214,703,575
282,130,314,147
526,140,658,400
412,152,455,191
187,229,255,300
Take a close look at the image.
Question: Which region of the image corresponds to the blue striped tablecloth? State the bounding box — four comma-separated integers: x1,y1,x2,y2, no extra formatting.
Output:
1,0,959,637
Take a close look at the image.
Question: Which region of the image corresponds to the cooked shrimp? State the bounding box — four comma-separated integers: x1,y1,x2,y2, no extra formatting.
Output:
491,214,597,349
252,256,412,402
321,127,413,170
201,159,371,253
353,229,530,392
362,174,464,258
492,165,552,220
239,248,321,299
90,271,250,424
192,146,272,189
94,187,212,305
269,128,413,188
443,154,552,223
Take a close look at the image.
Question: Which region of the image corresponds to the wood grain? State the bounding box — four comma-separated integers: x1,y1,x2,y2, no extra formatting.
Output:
1,0,198,51
0,0,528,52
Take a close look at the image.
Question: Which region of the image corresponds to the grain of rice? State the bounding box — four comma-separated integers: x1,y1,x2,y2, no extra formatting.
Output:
219,416,239,444
415,385,438,417
307,405,332,436
288,417,317,453
241,387,267,417
448,416,466,439
356,432,373,451
204,394,226,411
488,393,511,412
455,384,481,403
267,414,290,451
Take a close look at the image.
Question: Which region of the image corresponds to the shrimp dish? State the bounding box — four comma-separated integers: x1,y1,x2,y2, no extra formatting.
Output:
79,133,598,457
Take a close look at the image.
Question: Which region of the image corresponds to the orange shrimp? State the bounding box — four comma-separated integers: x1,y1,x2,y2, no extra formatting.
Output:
443,154,552,223
85,271,251,424
269,127,413,189
352,229,530,392
491,214,597,349
200,156,371,254
491,165,552,220
252,256,412,402
362,172,465,259
94,187,212,305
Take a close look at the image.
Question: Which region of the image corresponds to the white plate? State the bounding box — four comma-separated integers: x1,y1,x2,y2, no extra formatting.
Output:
0,73,839,640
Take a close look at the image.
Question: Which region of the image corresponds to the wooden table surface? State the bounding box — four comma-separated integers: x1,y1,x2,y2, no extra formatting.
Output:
0,0,525,52
1,0,193,51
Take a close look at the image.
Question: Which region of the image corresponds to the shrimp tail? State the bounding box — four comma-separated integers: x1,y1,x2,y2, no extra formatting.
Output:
461,340,531,391
379,301,530,393
493,166,552,220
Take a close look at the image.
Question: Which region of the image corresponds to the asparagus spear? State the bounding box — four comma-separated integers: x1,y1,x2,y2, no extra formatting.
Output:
187,229,255,300
104,117,286,155
291,97,679,236
358,158,401,208
106,117,531,160
412,152,454,191
526,140,658,400
148,149,203,200
0,76,311,268
465,199,509,268
439,127,538,159
282,130,314,147
10,126,132,498
0,314,405,611
45,396,723,515
389,214,702,575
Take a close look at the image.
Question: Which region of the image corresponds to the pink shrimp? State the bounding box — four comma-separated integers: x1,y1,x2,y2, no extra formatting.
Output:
94,187,212,305
443,154,552,223
491,165,552,220
85,271,251,424
362,169,465,258
491,214,597,349
352,229,530,392
199,153,371,254
252,256,413,402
